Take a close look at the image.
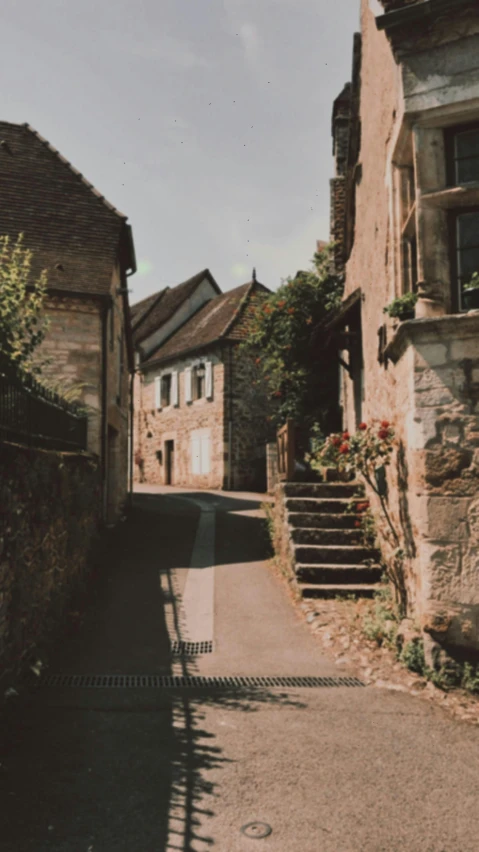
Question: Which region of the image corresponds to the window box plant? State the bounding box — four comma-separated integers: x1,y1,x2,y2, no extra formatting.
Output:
383,292,418,322
462,272,479,312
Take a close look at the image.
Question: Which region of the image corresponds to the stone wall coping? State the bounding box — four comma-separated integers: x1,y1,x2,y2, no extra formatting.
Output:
0,439,99,463
385,312,479,365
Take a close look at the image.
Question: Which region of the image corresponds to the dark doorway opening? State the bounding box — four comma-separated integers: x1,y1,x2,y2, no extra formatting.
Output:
165,440,175,485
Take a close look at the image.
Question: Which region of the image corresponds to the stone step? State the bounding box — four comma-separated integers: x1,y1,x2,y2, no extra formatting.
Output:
294,544,379,565
288,512,358,530
299,583,381,599
295,562,382,585
291,527,361,546
284,482,364,499
285,498,353,515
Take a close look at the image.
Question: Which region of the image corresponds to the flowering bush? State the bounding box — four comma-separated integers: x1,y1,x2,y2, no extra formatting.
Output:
309,420,395,478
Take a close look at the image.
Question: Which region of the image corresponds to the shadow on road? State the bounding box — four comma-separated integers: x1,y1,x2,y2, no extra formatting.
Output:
0,491,299,852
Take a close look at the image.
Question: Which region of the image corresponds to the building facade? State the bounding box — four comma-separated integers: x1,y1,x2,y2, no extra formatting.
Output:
0,122,136,524
327,0,479,654
133,276,272,491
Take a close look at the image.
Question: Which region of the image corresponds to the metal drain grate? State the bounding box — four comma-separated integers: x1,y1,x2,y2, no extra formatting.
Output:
170,640,213,656
39,674,364,689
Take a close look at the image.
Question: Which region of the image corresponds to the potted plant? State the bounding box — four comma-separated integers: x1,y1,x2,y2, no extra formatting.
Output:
383,292,418,322
462,272,479,312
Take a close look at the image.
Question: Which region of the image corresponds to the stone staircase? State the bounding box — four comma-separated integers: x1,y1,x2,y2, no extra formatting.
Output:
283,482,382,599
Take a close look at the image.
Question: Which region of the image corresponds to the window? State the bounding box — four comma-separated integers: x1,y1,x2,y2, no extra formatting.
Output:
194,363,206,400
447,124,479,186
451,209,479,311
399,163,418,294
161,374,172,407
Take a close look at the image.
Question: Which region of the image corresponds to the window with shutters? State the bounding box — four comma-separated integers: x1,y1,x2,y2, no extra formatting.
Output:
161,374,171,407
194,363,206,400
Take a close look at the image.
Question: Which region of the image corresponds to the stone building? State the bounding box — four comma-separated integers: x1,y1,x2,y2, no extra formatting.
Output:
0,122,136,524
324,0,479,654
132,273,271,491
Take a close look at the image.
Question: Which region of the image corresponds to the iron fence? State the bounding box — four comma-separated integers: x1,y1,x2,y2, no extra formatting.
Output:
0,364,88,452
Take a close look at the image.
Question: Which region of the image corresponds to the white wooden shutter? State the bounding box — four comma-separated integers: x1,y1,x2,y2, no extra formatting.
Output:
155,376,162,410
191,436,201,474
201,434,211,474
171,371,179,407
185,367,192,404
205,361,213,399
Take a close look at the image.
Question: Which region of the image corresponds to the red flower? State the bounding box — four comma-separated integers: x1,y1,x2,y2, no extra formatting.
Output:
381,420,390,428
277,300,286,308
356,502,369,512
331,436,342,447
339,443,350,454
355,520,362,528
378,429,389,440
255,357,261,364
342,432,350,441
358,422,367,430
287,307,295,315
273,390,282,398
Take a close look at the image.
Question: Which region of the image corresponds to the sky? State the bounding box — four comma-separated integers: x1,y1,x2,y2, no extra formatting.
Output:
1,0,360,303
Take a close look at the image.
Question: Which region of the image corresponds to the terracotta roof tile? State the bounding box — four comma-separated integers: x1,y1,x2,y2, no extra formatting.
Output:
132,269,220,345
144,279,270,367
0,121,131,296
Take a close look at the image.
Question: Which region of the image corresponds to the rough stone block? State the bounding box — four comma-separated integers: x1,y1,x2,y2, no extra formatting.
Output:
413,496,471,541
425,446,472,486
414,342,448,369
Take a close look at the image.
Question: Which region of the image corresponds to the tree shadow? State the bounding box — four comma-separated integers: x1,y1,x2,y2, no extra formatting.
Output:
0,492,303,852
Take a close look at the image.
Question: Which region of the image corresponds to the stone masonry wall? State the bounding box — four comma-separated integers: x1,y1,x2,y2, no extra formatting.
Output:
226,345,273,491
0,441,100,677
135,348,225,489
37,295,102,456
339,2,479,652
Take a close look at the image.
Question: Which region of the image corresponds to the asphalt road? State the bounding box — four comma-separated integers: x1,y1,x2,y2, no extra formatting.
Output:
1,486,479,852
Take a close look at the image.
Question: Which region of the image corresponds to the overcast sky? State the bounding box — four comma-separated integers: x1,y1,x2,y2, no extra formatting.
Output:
1,0,360,302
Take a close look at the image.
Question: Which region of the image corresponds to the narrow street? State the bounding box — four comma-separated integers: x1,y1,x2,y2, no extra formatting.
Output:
2,487,479,852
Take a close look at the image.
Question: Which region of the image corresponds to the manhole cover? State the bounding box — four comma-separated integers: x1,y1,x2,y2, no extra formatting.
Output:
241,822,272,839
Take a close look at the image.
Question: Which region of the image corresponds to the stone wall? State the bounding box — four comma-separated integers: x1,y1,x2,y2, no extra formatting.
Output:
135,348,226,489
0,441,100,677
226,345,272,491
36,267,131,524
337,1,479,652
386,316,479,650
38,295,102,456
134,343,272,492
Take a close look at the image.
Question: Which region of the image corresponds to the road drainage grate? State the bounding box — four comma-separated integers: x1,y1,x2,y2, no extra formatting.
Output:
38,674,365,689
170,640,213,656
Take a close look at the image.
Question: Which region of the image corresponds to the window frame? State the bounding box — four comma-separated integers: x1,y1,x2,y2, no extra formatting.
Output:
448,205,479,313
160,373,172,408
445,121,479,188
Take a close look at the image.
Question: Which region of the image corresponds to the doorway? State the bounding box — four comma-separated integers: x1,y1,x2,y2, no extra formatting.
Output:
165,440,175,485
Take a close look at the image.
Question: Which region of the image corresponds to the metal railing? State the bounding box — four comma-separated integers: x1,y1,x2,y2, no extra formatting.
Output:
0,364,88,452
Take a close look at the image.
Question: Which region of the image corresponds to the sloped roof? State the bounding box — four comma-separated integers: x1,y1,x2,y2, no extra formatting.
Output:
131,269,220,346
0,121,134,296
143,279,270,367
130,289,167,329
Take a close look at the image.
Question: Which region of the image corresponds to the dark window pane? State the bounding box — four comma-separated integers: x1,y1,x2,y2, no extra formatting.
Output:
457,246,479,281
456,157,479,184
457,212,479,249
455,128,479,159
